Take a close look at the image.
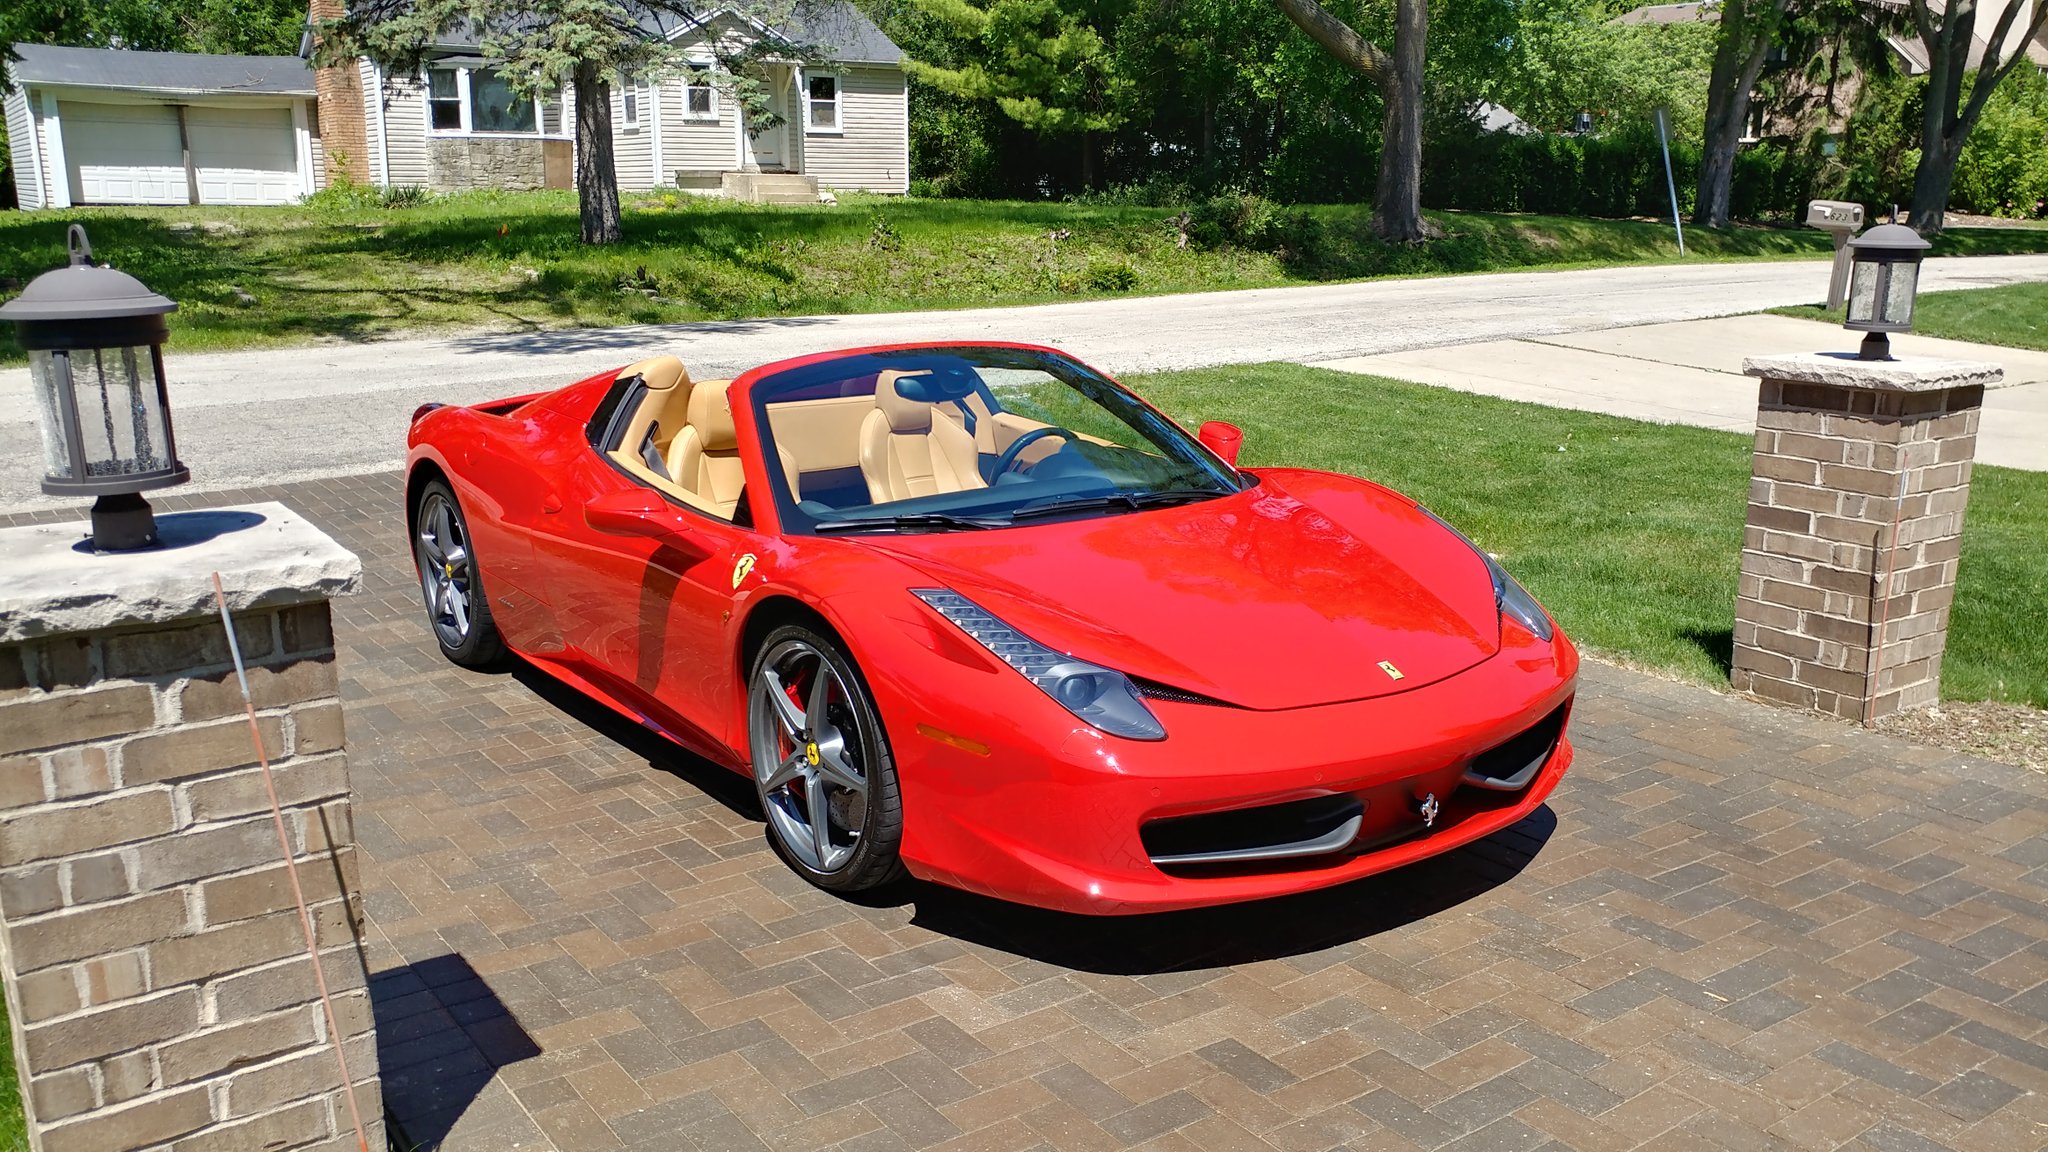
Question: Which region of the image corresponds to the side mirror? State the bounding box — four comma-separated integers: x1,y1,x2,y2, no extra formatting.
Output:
585,488,693,542
1198,421,1244,467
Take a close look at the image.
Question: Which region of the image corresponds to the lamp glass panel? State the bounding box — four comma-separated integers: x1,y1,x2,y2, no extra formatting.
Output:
1846,260,1879,324
72,346,172,479
1882,260,1919,326
28,350,73,480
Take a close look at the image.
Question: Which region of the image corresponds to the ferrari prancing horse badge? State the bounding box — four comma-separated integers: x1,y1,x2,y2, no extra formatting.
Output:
731,553,756,589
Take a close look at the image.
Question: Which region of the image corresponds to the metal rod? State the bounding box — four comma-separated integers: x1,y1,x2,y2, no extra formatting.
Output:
211,574,374,1152
1655,108,1686,257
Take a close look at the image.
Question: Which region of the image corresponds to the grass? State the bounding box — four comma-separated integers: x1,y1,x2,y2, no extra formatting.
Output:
0,996,20,1152
1123,362,2048,708
7,190,2048,364
1775,280,2048,352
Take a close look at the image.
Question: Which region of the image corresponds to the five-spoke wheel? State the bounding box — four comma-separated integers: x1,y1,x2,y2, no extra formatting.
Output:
748,625,903,891
412,480,504,667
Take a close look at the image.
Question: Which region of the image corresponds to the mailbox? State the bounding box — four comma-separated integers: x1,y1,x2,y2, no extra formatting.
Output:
1807,200,1867,309
1806,200,1864,230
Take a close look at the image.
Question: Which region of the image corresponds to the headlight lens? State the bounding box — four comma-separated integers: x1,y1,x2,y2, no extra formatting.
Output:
913,589,1167,741
1420,508,1555,643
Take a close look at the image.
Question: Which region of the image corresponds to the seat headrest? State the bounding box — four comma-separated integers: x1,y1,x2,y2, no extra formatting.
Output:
619,354,690,394
687,379,738,451
876,369,936,433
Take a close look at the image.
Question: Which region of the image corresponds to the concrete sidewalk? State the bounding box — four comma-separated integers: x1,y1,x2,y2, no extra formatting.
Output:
1313,314,2048,471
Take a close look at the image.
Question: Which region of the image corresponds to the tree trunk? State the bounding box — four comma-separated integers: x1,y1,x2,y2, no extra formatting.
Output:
1908,0,1975,235
574,61,622,245
1693,0,1783,228
1270,0,1427,243
1373,0,1428,242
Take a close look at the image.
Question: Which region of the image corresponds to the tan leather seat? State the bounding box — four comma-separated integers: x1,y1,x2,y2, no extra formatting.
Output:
606,356,692,482
669,380,748,519
858,370,987,504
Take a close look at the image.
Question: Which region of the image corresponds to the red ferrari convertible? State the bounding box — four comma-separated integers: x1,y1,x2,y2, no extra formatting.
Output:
406,342,1576,914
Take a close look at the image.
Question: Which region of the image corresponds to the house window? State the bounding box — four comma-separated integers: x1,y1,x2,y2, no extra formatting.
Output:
619,72,648,128
428,67,463,131
471,69,537,132
806,73,840,132
426,61,553,135
683,64,717,119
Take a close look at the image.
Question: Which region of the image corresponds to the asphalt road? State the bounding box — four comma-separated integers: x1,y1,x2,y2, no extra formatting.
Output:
6,253,2048,513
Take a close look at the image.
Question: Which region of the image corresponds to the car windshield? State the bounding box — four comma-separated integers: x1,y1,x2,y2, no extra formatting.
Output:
751,346,1244,534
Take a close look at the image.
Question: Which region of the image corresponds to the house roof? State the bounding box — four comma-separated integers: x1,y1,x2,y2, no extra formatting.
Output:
384,1,901,67
6,42,315,96
1611,2,1717,26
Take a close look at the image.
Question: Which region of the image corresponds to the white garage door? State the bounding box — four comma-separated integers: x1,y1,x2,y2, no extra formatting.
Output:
187,106,299,205
60,101,302,207
61,102,184,205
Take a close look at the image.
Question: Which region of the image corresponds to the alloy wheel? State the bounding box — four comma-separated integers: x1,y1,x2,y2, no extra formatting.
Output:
415,492,473,649
750,639,871,874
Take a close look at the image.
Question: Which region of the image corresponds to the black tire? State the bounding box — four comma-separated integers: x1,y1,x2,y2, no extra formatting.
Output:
411,479,507,669
747,624,906,893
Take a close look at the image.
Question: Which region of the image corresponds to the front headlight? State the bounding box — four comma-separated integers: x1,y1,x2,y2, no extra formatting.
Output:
913,589,1167,741
1420,508,1555,643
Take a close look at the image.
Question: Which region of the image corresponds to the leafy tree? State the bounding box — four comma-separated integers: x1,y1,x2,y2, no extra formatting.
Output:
1694,0,1792,227
1270,0,1431,242
903,0,1133,186
1492,0,1716,138
1951,64,2048,218
320,0,820,244
1906,0,2048,232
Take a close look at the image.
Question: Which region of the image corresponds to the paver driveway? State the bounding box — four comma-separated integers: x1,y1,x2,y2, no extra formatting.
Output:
11,472,2046,1152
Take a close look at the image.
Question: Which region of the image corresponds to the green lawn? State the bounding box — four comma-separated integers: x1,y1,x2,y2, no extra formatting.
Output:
1776,280,2048,352
1126,362,2048,708
7,190,2048,364
0,995,21,1152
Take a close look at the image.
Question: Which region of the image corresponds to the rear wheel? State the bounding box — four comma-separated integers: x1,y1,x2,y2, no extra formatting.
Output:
747,625,905,893
412,480,506,668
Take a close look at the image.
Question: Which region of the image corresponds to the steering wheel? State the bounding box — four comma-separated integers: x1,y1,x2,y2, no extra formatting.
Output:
990,427,1072,478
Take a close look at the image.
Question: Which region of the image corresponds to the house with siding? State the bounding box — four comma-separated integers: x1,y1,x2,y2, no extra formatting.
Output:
6,0,908,210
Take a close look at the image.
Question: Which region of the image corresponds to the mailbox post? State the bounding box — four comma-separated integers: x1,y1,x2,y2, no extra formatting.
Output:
1806,200,1866,310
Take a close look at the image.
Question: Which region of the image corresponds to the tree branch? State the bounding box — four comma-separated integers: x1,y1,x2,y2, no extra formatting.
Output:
1269,0,1395,87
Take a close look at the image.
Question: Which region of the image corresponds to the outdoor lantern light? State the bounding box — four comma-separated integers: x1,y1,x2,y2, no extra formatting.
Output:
1843,221,1932,361
0,225,187,550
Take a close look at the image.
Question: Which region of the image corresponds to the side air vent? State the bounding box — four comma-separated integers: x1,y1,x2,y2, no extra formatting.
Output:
1462,701,1569,792
1134,679,1235,707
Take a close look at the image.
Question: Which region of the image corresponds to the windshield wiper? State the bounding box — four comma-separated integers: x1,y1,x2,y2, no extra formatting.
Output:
1008,488,1224,522
815,512,1009,534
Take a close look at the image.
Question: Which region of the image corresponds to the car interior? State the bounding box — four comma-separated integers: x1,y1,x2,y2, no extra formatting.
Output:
601,354,1081,521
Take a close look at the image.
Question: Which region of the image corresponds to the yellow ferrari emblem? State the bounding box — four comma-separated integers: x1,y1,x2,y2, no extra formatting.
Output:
731,553,756,589
1378,660,1405,681
804,742,821,767
443,562,455,578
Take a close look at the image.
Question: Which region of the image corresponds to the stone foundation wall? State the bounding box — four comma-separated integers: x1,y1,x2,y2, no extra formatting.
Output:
428,138,546,192
0,507,378,1152
1732,358,1993,723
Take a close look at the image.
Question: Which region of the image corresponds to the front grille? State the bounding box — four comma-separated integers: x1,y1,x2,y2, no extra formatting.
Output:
1464,702,1568,790
1142,793,1364,866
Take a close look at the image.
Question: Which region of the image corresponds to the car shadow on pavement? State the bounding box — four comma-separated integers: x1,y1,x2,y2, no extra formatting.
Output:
508,659,763,819
372,953,541,1152
901,807,1558,975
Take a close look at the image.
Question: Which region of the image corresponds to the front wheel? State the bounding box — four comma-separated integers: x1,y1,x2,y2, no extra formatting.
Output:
747,625,905,893
412,480,506,668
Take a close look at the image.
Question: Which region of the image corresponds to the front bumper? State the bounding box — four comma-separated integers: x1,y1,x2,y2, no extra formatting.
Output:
887,633,1577,915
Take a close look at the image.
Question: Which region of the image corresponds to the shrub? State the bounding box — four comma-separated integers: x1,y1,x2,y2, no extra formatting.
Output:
1085,259,1138,292
1183,192,1315,251
302,176,381,211
382,184,433,209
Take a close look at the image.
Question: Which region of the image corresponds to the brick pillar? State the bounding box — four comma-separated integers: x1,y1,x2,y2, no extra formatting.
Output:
308,0,369,184
0,503,382,1152
1732,353,2000,724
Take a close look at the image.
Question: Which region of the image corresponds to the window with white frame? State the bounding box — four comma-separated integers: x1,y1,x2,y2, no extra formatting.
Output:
806,72,840,132
619,72,650,128
425,60,556,135
682,63,717,119
428,66,463,130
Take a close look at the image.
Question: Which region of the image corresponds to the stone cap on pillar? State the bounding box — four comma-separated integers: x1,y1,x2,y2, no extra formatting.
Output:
0,501,361,643
1742,352,2004,393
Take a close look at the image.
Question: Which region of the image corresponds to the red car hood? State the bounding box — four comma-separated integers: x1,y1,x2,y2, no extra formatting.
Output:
863,470,1501,710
